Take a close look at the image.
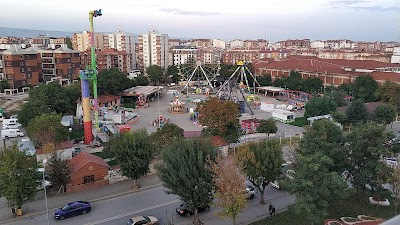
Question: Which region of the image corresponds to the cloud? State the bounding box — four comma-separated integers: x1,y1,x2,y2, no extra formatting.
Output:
349,5,400,12
325,0,370,6
323,0,399,12
159,8,224,16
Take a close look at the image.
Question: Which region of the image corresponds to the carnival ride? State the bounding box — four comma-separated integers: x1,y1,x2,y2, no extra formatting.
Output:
169,96,186,114
177,60,221,93
79,9,102,144
216,61,259,115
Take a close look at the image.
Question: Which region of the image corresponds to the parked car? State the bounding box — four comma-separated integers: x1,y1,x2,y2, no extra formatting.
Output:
270,170,295,190
126,215,159,225
54,201,91,220
176,203,211,217
245,186,256,199
3,122,21,129
1,129,24,139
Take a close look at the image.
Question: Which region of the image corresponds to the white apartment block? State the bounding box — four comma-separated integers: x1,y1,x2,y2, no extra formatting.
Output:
138,30,169,71
72,31,104,52
310,41,325,49
212,39,226,49
391,47,400,64
229,39,244,49
172,46,198,65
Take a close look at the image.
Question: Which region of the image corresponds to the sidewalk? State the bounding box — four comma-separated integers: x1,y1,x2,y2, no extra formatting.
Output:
0,174,161,224
175,192,296,225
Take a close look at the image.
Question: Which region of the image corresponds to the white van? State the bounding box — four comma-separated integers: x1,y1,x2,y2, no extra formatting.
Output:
3,122,21,129
3,118,18,125
1,129,24,139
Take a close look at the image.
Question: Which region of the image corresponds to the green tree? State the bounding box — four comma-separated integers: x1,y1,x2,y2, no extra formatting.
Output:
272,77,285,88
390,164,400,215
219,63,235,80
150,123,184,154
326,90,348,107
0,79,10,92
302,77,323,94
167,65,179,83
256,119,278,138
345,99,368,123
374,81,400,110
26,113,69,148
0,145,39,212
197,97,241,143
104,130,154,189
147,65,165,85
257,74,272,86
373,104,397,125
346,123,390,192
237,140,283,204
18,100,51,127
304,96,337,118
285,70,303,91
97,68,136,95
287,153,349,225
299,120,347,173
331,111,347,124
65,36,73,49
48,153,71,193
352,75,378,102
156,138,216,225
135,75,150,86
211,154,246,225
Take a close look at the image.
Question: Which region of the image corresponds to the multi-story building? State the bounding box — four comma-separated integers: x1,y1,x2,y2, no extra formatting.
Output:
0,45,40,89
223,48,290,64
169,39,181,49
0,36,23,44
244,39,267,49
29,35,51,46
277,39,311,49
310,41,325,49
137,30,169,71
212,39,226,49
72,31,105,51
229,39,245,49
172,46,198,65
189,39,212,48
392,47,400,64
37,45,80,82
80,48,132,74
197,48,223,64
104,30,136,70
49,37,66,45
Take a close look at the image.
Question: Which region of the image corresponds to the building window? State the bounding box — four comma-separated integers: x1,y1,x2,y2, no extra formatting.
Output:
20,62,24,66
22,81,25,85
28,80,31,84
27,67,31,72
20,55,23,59
6,62,10,66
27,74,31,79
26,55,30,59
83,175,95,184
21,68,25,73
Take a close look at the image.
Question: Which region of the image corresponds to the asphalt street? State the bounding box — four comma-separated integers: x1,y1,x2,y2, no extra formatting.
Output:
5,185,291,225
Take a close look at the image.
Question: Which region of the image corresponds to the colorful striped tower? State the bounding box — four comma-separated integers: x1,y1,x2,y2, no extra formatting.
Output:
80,74,93,144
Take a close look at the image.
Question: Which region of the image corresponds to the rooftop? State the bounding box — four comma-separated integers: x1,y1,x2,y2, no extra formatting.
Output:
70,152,109,174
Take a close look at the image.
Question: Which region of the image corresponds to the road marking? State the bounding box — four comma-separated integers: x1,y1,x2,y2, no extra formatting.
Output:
82,199,180,225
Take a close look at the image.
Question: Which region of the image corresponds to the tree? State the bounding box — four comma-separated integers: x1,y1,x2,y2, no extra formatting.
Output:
331,111,347,124
304,96,337,118
287,153,349,225
374,81,400,110
0,78,10,92
302,77,323,94
352,75,378,102
156,138,216,225
65,36,73,50
48,153,71,193
272,78,285,88
390,164,400,215
147,65,165,85
346,123,390,192
0,145,39,212
257,74,272,87
237,140,283,204
373,104,397,125
345,99,368,123
167,65,180,83
97,68,136,95
104,130,154,190
197,97,241,143
285,70,303,91
326,90,348,107
150,123,184,154
18,82,79,126
210,154,246,225
298,120,347,173
135,75,150,86
256,119,278,138
26,113,69,148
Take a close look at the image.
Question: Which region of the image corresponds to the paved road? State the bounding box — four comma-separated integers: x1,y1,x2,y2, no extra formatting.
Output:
4,185,292,225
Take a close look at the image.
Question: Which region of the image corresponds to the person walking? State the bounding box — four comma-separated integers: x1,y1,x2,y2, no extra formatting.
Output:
272,205,276,217
268,203,273,218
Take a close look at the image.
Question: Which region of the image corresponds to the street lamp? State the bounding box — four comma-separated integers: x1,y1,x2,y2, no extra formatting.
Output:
39,159,50,225
157,89,161,128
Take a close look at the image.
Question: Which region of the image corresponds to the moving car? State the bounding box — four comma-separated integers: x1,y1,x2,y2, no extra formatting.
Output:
54,201,91,220
126,215,159,225
176,203,211,217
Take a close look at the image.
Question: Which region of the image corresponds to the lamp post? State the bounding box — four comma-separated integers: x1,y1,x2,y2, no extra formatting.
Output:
41,159,50,225
158,89,161,128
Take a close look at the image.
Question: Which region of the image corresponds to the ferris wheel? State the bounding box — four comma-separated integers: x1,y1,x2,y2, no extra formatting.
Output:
177,60,221,91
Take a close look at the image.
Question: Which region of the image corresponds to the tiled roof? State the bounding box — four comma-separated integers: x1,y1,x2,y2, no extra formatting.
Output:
70,152,109,174
370,71,400,83
98,95,120,103
337,102,386,114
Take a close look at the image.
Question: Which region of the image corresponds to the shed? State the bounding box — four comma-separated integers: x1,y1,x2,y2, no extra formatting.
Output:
272,109,296,123
67,152,109,192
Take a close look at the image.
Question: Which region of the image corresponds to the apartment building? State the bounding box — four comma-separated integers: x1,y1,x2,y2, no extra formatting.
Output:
223,48,289,64
229,39,245,49
169,39,181,49
172,46,198,65
0,46,40,89
212,39,226,49
244,39,267,49
277,39,311,49
37,45,80,82
189,39,212,48
80,48,132,74
72,31,105,51
104,30,135,69
137,30,169,71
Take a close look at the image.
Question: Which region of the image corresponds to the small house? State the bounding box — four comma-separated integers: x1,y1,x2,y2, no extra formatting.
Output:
272,109,296,123
67,152,109,192
36,141,74,162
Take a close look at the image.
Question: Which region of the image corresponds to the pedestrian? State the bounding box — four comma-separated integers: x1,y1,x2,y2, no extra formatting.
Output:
272,205,276,217
268,203,273,218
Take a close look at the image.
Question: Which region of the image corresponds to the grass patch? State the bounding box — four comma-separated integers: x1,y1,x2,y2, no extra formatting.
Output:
69,130,84,140
251,191,397,225
287,117,308,127
91,151,111,159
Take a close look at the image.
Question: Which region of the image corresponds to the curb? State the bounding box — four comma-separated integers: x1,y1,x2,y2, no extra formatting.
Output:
0,183,162,225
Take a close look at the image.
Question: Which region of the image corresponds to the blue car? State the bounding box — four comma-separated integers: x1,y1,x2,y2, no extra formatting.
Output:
54,201,91,220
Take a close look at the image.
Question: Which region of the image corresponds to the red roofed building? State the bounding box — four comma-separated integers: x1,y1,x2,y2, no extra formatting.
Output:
253,56,400,86
67,152,109,192
96,95,121,107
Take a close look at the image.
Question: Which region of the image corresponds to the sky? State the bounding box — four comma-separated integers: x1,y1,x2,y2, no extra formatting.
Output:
1,0,399,42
